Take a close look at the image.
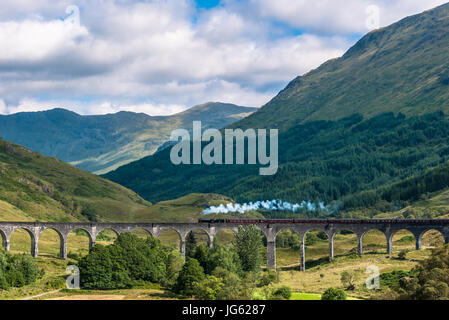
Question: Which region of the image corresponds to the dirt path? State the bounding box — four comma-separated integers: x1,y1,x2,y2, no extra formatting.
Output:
22,289,61,300
48,294,126,300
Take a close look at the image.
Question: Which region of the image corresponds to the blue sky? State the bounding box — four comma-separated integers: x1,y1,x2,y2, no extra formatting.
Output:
0,0,447,116
195,0,221,9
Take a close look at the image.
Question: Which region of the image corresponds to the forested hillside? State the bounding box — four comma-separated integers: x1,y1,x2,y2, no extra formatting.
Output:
105,112,449,216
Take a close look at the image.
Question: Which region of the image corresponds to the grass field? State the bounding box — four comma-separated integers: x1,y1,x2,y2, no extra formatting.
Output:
0,228,444,300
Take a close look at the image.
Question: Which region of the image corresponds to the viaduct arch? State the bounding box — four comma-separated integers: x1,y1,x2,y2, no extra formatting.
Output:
0,220,448,270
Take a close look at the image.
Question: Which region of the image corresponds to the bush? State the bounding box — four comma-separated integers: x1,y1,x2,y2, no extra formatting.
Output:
398,249,409,260
380,270,415,291
0,273,9,290
272,286,292,300
0,251,41,289
5,270,25,288
8,254,41,285
212,269,249,300
258,270,277,287
45,277,66,290
321,287,347,300
193,276,224,300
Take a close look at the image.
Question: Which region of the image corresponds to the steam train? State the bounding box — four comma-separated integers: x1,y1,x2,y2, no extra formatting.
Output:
198,218,449,225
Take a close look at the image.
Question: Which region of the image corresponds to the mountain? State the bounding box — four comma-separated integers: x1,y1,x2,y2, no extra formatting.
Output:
0,137,240,223
104,111,449,206
104,3,449,216
0,102,256,174
232,3,449,131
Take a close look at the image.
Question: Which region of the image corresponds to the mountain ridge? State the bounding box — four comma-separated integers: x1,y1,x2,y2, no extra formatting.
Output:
0,102,256,174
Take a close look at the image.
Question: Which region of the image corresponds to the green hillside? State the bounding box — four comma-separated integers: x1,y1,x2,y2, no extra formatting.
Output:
0,102,256,174
0,138,155,222
232,3,449,132
0,136,246,223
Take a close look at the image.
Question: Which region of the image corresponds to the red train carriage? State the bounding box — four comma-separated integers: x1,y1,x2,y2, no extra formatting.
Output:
198,218,449,225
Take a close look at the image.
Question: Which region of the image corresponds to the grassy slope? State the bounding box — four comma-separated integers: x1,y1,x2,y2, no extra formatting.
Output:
233,3,449,132
0,137,154,222
0,103,256,174
0,136,246,223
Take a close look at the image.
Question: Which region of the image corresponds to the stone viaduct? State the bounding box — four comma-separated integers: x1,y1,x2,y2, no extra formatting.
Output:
1,219,449,270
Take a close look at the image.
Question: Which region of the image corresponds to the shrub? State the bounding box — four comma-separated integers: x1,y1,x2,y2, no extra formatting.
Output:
272,286,292,300
380,270,415,291
45,277,66,290
398,249,409,260
0,273,9,290
8,254,41,285
5,270,25,288
258,270,277,287
321,287,347,300
193,276,224,300
213,269,248,300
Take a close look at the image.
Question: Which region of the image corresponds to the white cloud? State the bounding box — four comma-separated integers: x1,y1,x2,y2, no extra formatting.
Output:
0,20,88,61
252,0,448,34
0,0,446,116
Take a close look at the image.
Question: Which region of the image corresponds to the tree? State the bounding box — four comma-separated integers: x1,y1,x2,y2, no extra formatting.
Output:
207,245,242,275
78,233,174,289
321,287,347,300
185,232,197,258
400,244,449,300
234,226,263,272
174,258,205,297
164,250,184,287
192,243,210,272
78,245,132,290
340,271,356,290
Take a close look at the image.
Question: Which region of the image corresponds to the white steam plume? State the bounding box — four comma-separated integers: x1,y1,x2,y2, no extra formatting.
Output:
202,200,326,215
